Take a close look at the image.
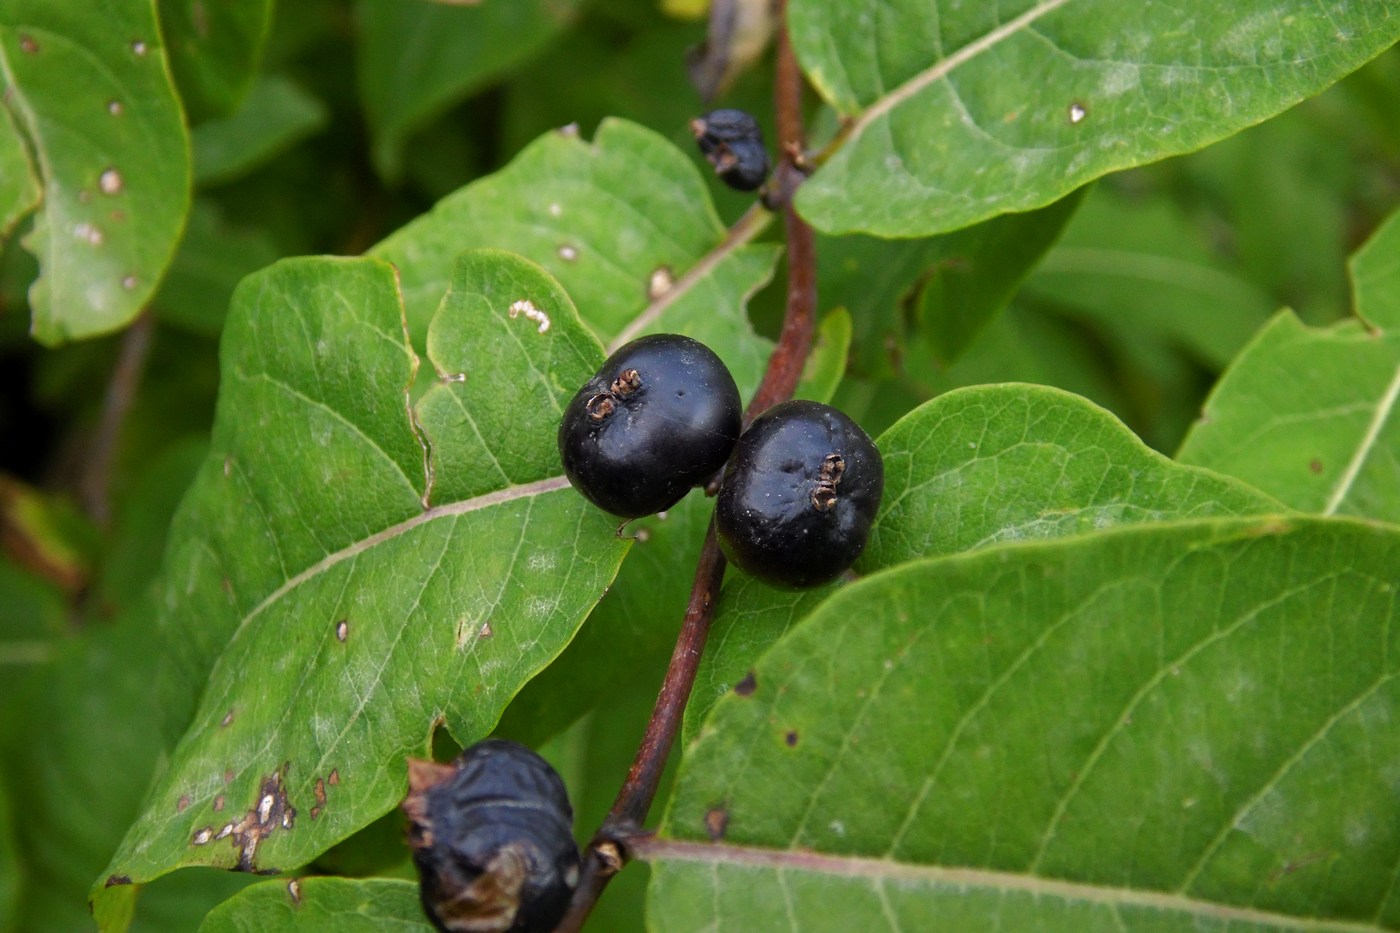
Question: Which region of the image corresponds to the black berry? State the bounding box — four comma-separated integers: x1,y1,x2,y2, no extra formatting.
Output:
558,334,741,518
691,109,770,192
716,401,883,588
403,740,579,933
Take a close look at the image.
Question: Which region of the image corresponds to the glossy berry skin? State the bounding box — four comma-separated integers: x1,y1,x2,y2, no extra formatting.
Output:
691,109,770,191
716,401,883,589
558,334,741,518
403,740,579,933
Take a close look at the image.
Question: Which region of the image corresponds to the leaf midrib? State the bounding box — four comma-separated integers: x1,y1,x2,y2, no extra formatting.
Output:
1324,361,1400,515
848,0,1073,136
231,475,571,641
640,837,1386,932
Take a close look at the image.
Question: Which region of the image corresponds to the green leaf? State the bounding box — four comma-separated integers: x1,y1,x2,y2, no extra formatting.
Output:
0,779,16,933
94,252,628,912
192,76,329,187
794,308,852,405
199,877,429,932
0,101,39,241
821,192,1082,377
790,0,1400,236
1023,186,1277,369
654,517,1400,931
1178,206,1400,522
0,0,191,343
371,119,779,395
158,0,273,122
685,384,1281,743
356,0,585,179
865,384,1282,567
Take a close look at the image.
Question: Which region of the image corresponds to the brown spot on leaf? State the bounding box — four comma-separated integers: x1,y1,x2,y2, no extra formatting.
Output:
328,768,340,787
19,35,38,54
784,730,799,748
311,778,327,820
105,875,132,887
214,795,225,812
223,768,236,784
704,807,729,841
287,878,302,906
220,709,235,728
1309,458,1324,474
228,765,296,872
733,671,757,696
177,794,191,813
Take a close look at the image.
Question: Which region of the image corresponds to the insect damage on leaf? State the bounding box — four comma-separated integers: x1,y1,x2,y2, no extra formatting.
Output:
189,765,297,872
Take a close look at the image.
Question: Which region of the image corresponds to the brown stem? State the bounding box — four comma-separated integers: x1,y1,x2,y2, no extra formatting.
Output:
79,310,155,526
555,522,727,932
744,0,817,421
554,3,817,928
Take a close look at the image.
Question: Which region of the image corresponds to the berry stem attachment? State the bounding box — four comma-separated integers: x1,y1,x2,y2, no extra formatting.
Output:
556,3,817,927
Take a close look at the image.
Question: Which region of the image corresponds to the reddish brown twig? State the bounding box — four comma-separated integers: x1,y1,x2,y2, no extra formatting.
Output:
553,2,817,928
80,310,155,527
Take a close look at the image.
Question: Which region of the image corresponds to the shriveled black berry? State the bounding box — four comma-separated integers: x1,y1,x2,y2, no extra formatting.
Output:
559,334,741,518
403,740,579,933
691,109,770,191
716,400,883,588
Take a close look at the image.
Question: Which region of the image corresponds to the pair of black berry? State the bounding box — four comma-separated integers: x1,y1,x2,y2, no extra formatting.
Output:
558,334,883,588
404,740,578,933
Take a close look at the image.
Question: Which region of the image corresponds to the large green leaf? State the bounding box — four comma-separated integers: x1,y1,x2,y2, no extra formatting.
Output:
372,118,779,396
356,0,585,179
199,877,427,932
1022,186,1277,369
1178,206,1400,522
790,0,1400,236
865,385,1282,566
684,384,1281,743
822,192,1082,377
158,0,273,122
0,0,190,343
93,252,629,918
654,517,1400,931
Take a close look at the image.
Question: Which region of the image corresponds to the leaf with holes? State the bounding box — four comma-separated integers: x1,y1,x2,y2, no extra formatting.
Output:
0,0,190,343
371,118,779,397
1178,205,1400,523
356,0,585,179
654,516,1400,932
199,877,429,932
790,0,1400,236
91,251,629,921
684,384,1281,744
